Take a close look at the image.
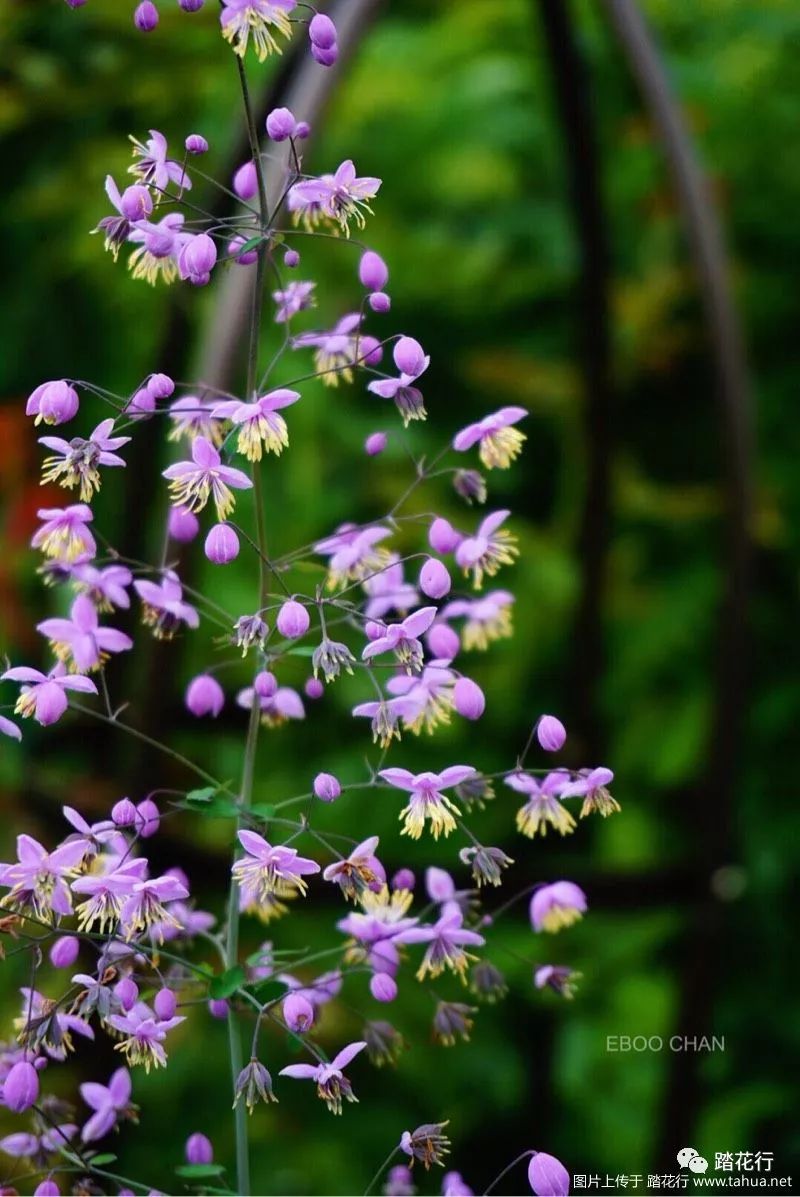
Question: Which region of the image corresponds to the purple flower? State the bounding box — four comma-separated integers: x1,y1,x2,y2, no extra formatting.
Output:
443,1172,474,1196
71,563,133,611
178,233,217,286
134,1,159,32
385,662,457,734
315,522,393,587
505,772,575,838
351,695,419,748
558,767,618,818
292,312,382,386
185,1132,214,1165
80,1067,134,1143
384,1165,416,1196
185,674,224,717
276,599,310,639
163,436,252,520
233,830,320,911
0,834,85,920
528,1152,570,1196
288,161,381,234
400,1123,451,1170
205,522,240,564
127,211,186,285
283,992,315,1033
365,430,388,456
370,972,397,1002
534,965,581,1000
308,12,336,48
50,935,80,968
134,570,199,638
212,389,301,461
362,607,437,674
185,133,208,155
233,160,258,200
279,1040,366,1114
322,836,385,901
234,1058,278,1111
441,589,515,651
129,129,190,194
313,772,341,802
37,595,132,673
0,715,22,742
2,665,97,726
273,280,316,322
220,0,296,61
429,516,462,555
121,874,189,941
168,395,224,445
26,380,79,426
378,765,476,840
168,505,200,542
70,859,146,934
2,1062,39,1113
367,336,429,425
237,682,305,728
454,510,518,589
106,1000,185,1071
453,406,528,469
359,250,388,292
32,504,95,562
396,906,484,981
530,881,587,933
363,556,419,619
38,418,129,502
419,558,451,599
266,106,300,141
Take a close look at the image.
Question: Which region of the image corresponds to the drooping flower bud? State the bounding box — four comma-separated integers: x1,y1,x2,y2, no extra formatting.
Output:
115,976,139,1011
254,670,278,699
154,988,177,1019
168,505,200,543
305,677,324,699
284,248,300,268
49,935,80,969
147,371,175,398
391,868,415,892
419,557,451,599
135,797,160,838
266,107,298,142
133,1,159,30
208,998,229,1019
311,43,338,66
394,336,427,377
308,12,337,47
111,797,138,827
429,517,461,555
228,235,259,266
359,251,389,292
426,622,460,661
178,0,204,10
3,1061,39,1113
120,184,153,221
283,992,314,1033
368,291,391,313
370,973,397,1003
185,674,224,717
364,431,388,456
313,772,341,802
536,714,566,752
454,677,485,720
179,233,217,286
185,1133,213,1165
33,1181,60,1197
528,1152,570,1197
205,523,239,565
185,133,208,154
26,380,79,426
233,161,258,201
276,600,310,640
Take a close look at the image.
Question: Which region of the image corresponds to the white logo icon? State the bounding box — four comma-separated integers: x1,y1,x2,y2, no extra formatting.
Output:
676,1148,709,1173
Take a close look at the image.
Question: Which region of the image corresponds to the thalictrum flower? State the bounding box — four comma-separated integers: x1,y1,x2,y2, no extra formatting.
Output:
120,873,189,941
288,161,381,234
32,504,95,563
26,380,80,426
363,557,419,619
528,1152,570,1197
432,1001,476,1046
367,336,429,425
232,831,320,909
80,1067,135,1142
237,683,305,728
16,987,94,1060
379,766,476,840
558,767,619,818
292,313,381,386
70,859,148,933
529,881,587,933
279,1040,366,1114
504,771,575,838
362,607,437,674
129,129,190,193
0,834,87,920
385,662,456,734
71,563,133,611
2,665,97,726
273,280,316,322
127,212,186,284
106,1000,185,1072
167,395,224,445
397,907,485,981
96,176,153,257
454,511,518,590
163,435,252,520
37,595,133,673
534,965,581,1000
400,1123,451,1170
234,1059,278,1112
453,406,527,469
441,590,515,651
133,571,199,638
312,637,356,683
0,715,22,741
220,0,296,61
212,389,301,461
322,836,386,902
315,522,393,588
351,695,418,747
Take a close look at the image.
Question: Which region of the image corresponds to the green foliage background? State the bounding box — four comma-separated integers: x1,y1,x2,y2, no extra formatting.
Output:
0,0,798,1192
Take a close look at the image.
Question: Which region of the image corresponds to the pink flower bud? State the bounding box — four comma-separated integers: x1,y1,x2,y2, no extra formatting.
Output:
168,505,199,543
254,671,278,699
359,251,389,292
454,677,485,720
284,248,300,268
185,1133,213,1165
186,674,224,718
185,133,208,154
3,1062,39,1113
364,431,388,456
419,557,451,599
147,372,175,398
233,160,258,201
308,12,336,47
133,1,158,30
205,523,239,564
313,772,341,802
208,998,229,1019
179,233,217,286
392,868,415,891
126,387,156,420
429,517,461,555
179,0,204,11
276,600,309,639
426,623,460,661
528,1153,570,1197
369,972,397,1003
265,107,297,142
394,336,426,377
304,677,324,699
111,798,138,827
34,1182,60,1196
115,977,139,1011
26,380,79,426
120,184,153,221
283,992,315,1033
311,42,338,66
154,988,177,1020
368,291,391,313
537,714,566,752
365,620,385,640
49,935,79,969
135,798,160,838
295,121,311,139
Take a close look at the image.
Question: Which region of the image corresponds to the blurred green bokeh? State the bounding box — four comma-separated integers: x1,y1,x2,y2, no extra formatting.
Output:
1,0,798,1193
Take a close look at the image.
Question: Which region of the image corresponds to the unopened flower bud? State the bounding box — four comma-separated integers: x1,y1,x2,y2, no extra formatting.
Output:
154,988,177,1020
233,161,258,201
3,1061,39,1113
429,517,461,555
111,798,138,827
205,523,239,564
308,12,336,47
49,935,80,969
266,107,297,142
391,868,415,892
313,772,341,802
254,670,278,699
115,977,139,1011
120,184,153,221
284,248,300,268
528,1153,570,1197
179,233,217,286
419,557,451,599
147,371,175,399
185,1132,213,1164
305,677,324,699
135,798,159,838
370,973,397,1003
26,380,79,426
426,623,460,661
178,0,204,10
537,714,566,752
134,0,158,30
365,431,387,456
283,992,314,1033
394,336,426,377
311,42,338,66
185,674,224,718
168,505,199,542
34,1182,60,1197
359,251,389,292
454,677,485,720
368,291,391,313
208,998,229,1019
228,234,258,266
276,600,309,639
185,133,208,154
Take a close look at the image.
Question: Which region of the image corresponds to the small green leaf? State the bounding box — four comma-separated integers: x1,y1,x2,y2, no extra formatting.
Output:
286,646,315,657
233,235,263,256
89,1153,118,1166
185,786,217,806
210,965,245,999
175,1163,225,1179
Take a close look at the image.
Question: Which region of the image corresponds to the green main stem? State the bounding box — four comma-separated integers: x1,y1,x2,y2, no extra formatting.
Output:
225,53,273,1197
